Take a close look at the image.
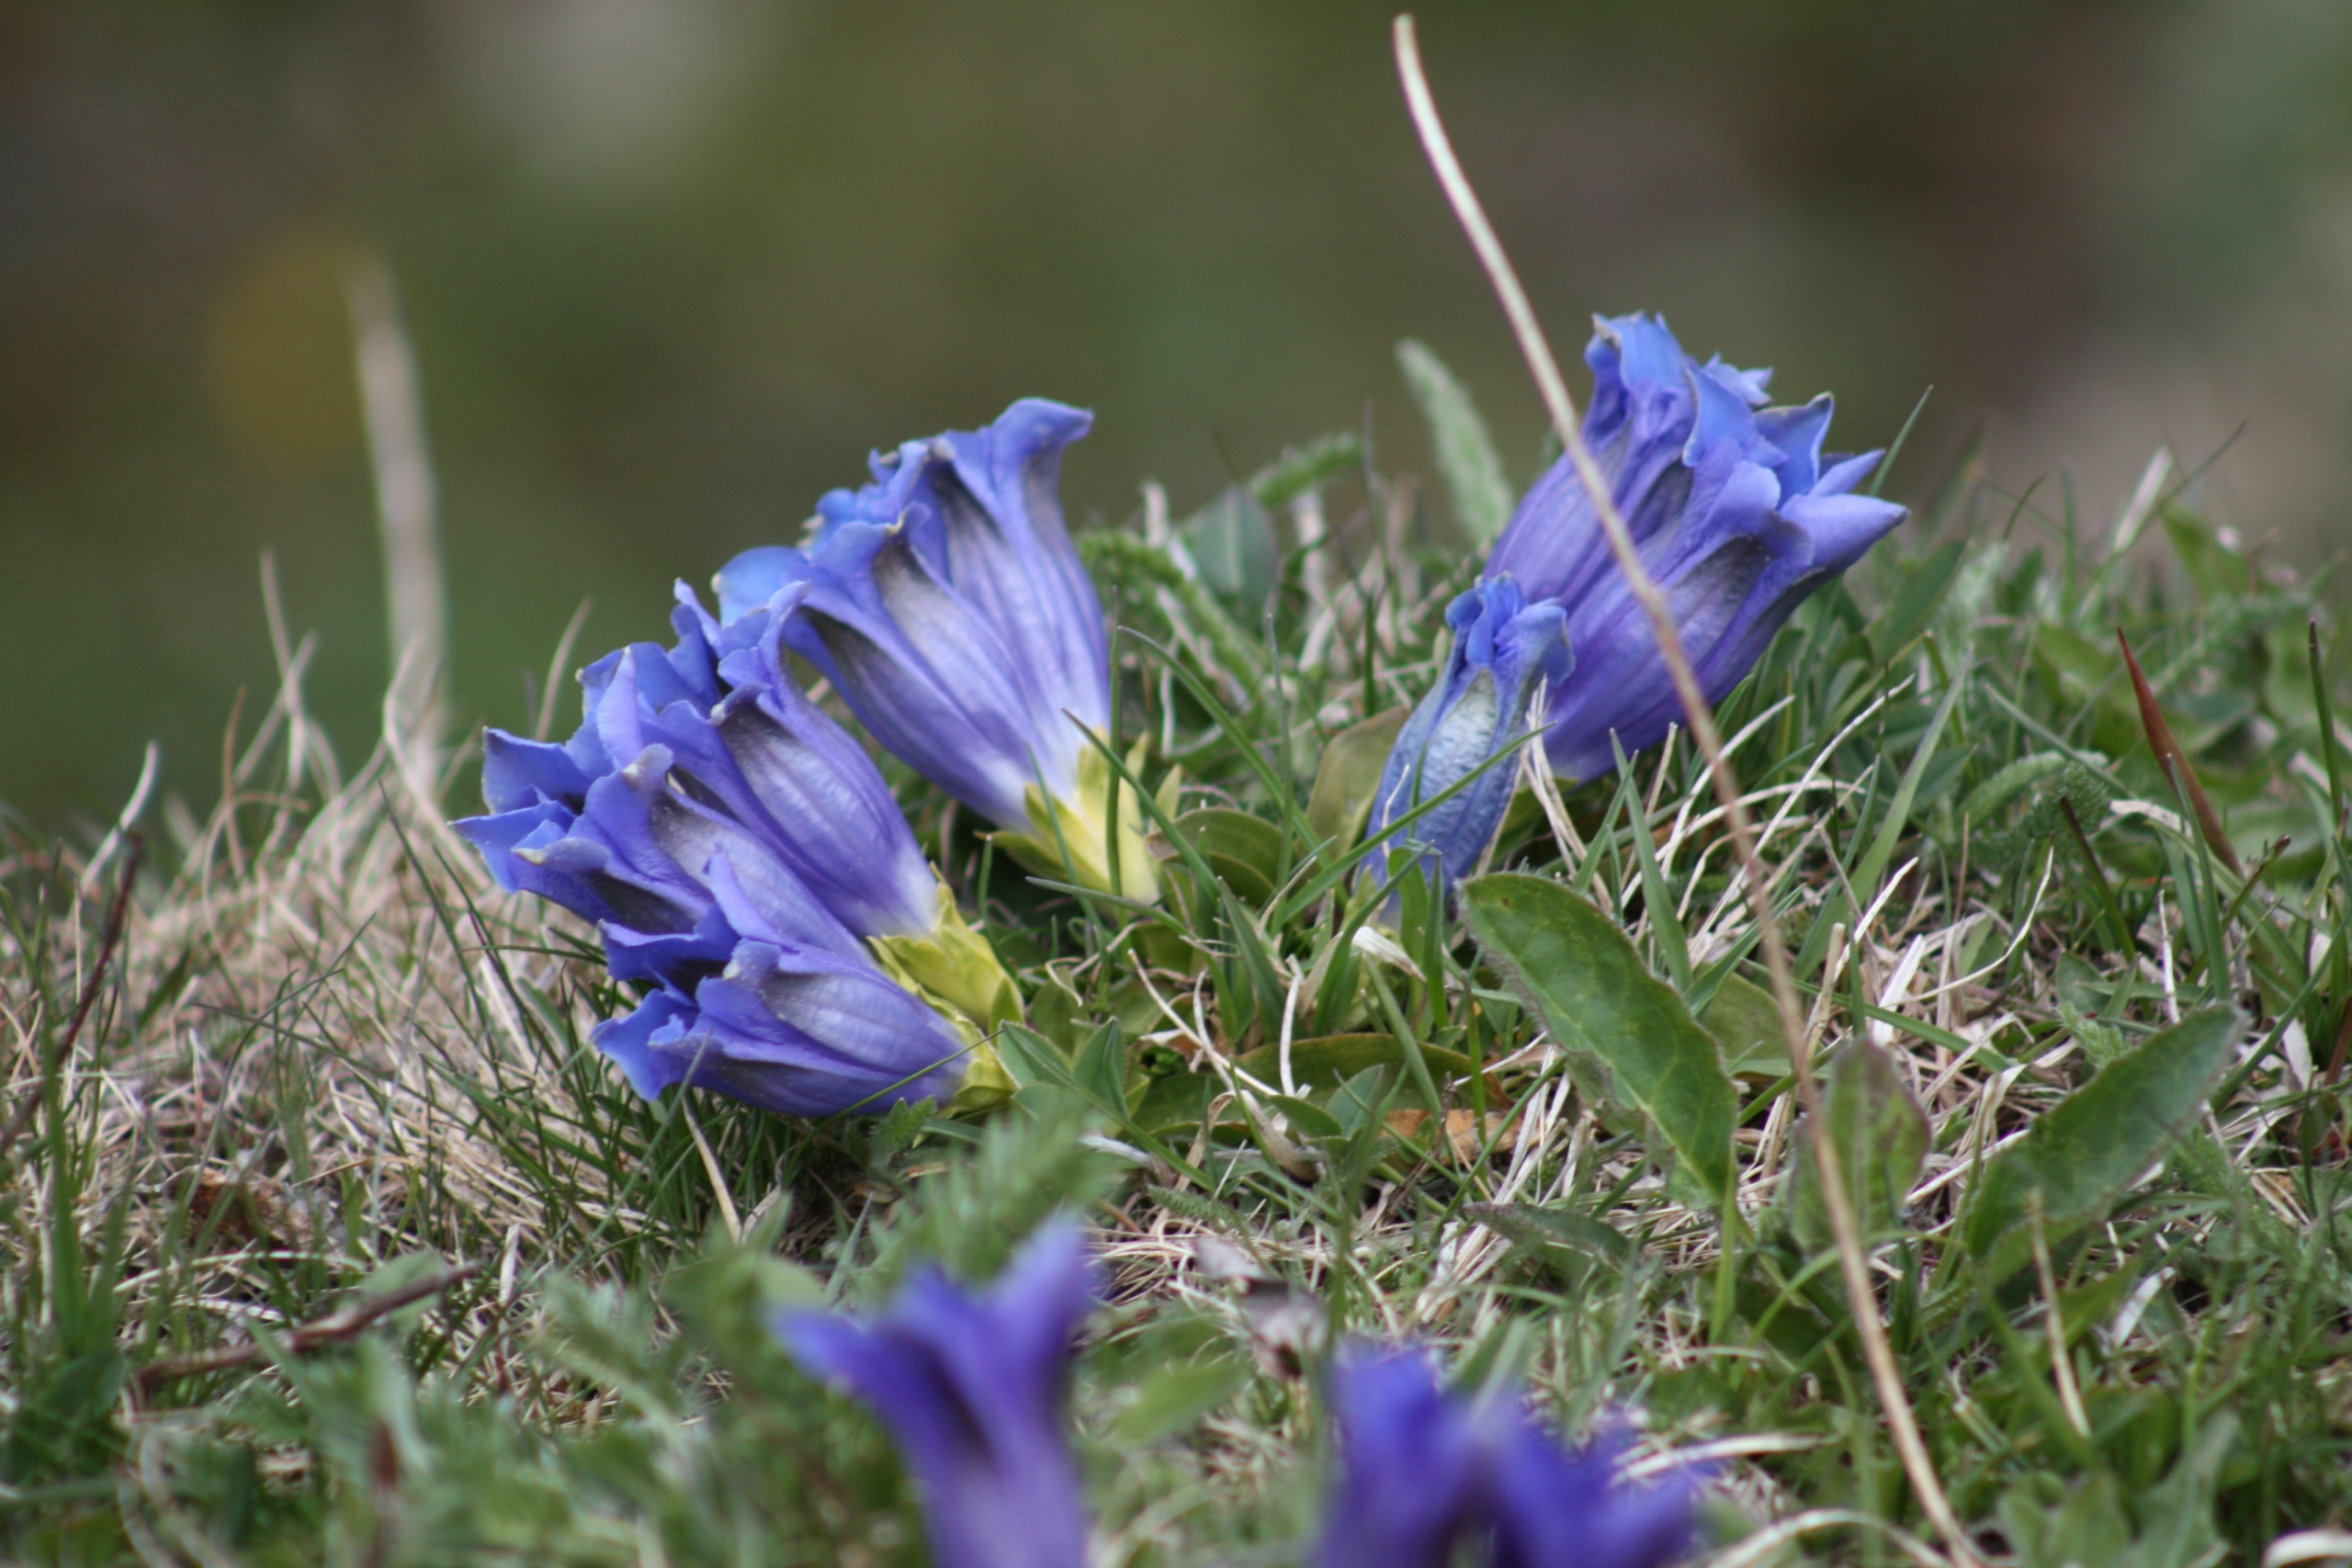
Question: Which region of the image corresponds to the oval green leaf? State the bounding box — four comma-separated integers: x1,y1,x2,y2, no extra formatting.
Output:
1461,872,1736,1205
1962,1005,2239,1280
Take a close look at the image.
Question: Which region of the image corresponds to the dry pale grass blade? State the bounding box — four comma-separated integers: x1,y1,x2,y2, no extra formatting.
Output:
0,838,142,1165
79,740,158,896
77,644,630,1359
1391,16,1976,1561
347,254,448,795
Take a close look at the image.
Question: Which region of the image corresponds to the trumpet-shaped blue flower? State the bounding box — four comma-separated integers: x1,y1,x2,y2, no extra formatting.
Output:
715,399,1152,900
1314,1348,1486,1568
1484,1411,1699,1568
1316,1347,1700,1568
778,1222,1101,1568
1488,312,1907,783
1365,577,1570,888
455,581,1016,1120
1370,313,1905,887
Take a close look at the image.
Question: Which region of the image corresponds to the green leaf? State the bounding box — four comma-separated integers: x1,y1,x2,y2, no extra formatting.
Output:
1180,486,1279,608
2159,508,2252,603
1611,755,1690,993
1264,1094,1346,1142
1701,972,1789,1079
1174,807,1284,905
1248,431,1363,508
1397,339,1513,546
1109,1353,1254,1445
1464,1201,1634,1271
1960,750,2072,821
994,1023,1110,1131
1962,1006,2239,1280
1234,1032,1486,1093
1306,707,1408,855
1850,664,1966,904
1969,754,2120,872
1130,1068,1212,1134
1072,1019,1132,1120
1868,537,1966,662
1785,1041,1929,1253
1461,873,1736,1205
2031,624,2216,755
1077,533,1266,681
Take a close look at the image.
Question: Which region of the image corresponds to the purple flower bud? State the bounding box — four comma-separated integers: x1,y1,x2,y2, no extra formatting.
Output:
1366,577,1571,889
1488,312,1907,783
465,583,937,944
596,942,972,1119
778,1222,1102,1568
714,400,1148,897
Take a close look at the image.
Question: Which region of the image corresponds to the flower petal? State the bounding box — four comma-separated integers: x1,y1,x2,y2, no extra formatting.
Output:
480,730,593,815
1486,1418,1700,1568
1753,392,1835,495
925,400,1108,736
1370,578,1570,886
682,937,971,1116
1485,315,1905,782
776,1223,1100,1568
775,519,1074,829
715,399,1110,851
591,987,702,1100
663,585,942,938
712,544,802,626
1314,1348,1483,1568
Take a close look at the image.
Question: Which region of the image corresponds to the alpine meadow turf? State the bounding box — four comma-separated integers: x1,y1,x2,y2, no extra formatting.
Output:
6,390,2352,1565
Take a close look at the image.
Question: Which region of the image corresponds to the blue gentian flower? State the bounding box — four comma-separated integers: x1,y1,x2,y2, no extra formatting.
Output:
1484,1410,1699,1568
593,937,973,1119
778,1222,1102,1568
1316,1347,1700,1568
1313,1348,1486,1568
456,581,1017,1120
1365,577,1570,888
714,399,1154,900
1370,313,1905,888
1487,312,1907,783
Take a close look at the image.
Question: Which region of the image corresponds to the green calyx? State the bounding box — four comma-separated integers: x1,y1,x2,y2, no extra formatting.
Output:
867,884,1023,1116
868,884,1023,1034
946,1040,1015,1115
999,733,1161,903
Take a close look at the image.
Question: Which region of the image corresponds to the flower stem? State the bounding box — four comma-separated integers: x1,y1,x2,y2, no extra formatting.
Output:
1392,16,1978,1563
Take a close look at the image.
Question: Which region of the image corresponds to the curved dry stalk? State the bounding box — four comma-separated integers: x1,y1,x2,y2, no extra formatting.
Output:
1390,16,1978,1562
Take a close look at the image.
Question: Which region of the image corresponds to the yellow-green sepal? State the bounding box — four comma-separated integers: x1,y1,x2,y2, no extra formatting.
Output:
947,1036,1016,1115
996,732,1161,903
867,884,1023,1034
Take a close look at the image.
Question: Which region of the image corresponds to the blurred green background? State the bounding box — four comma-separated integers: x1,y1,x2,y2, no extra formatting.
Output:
6,0,2350,832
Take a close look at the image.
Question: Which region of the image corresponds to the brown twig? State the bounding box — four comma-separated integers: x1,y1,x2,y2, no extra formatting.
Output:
134,1264,480,1393
1391,17,1978,1563
2117,628,2245,878
0,836,144,1168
